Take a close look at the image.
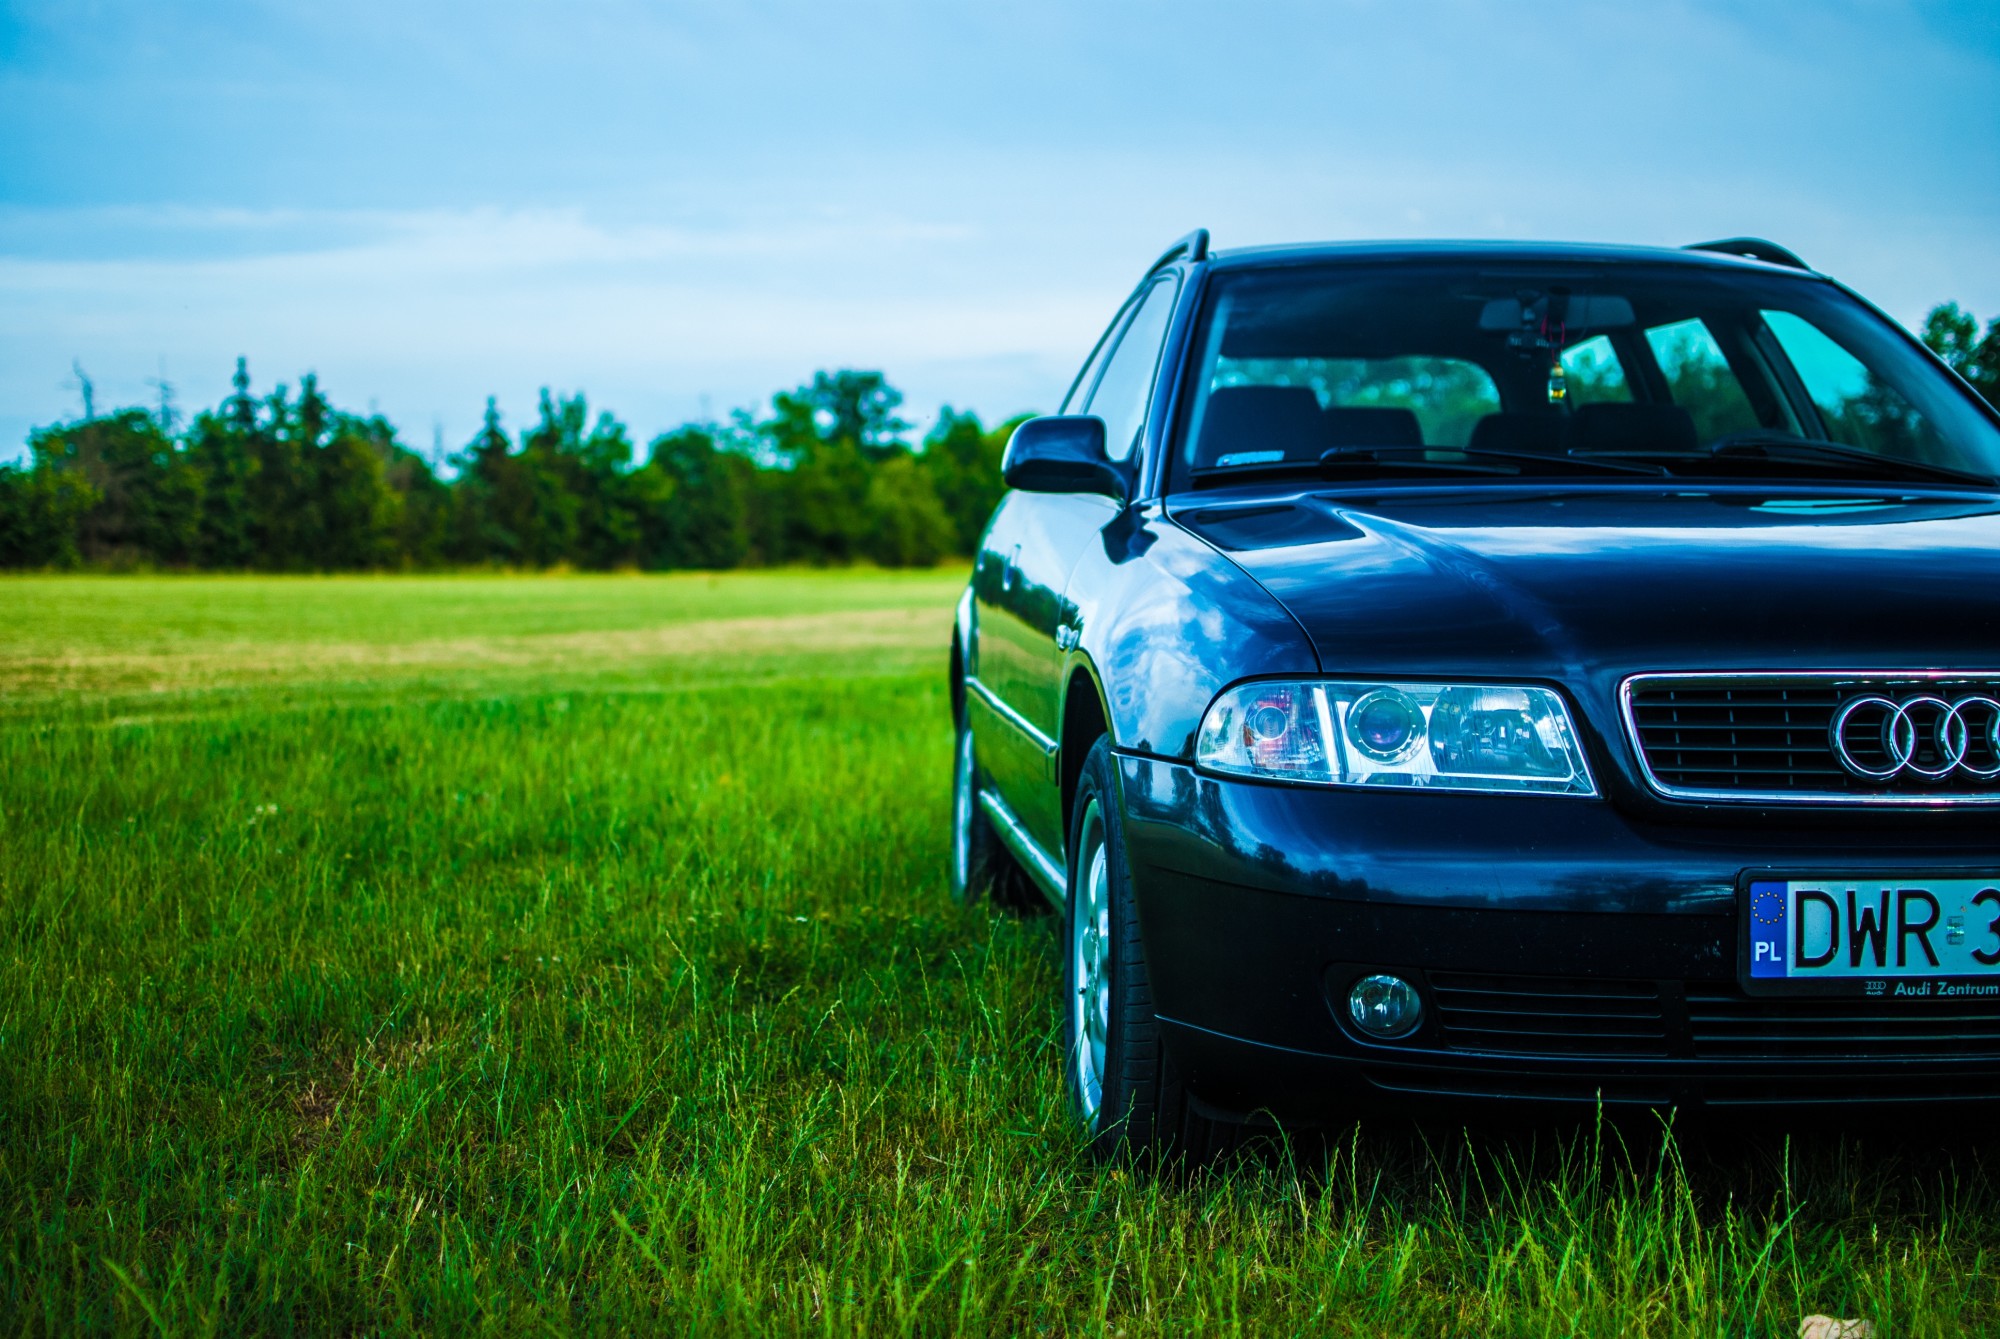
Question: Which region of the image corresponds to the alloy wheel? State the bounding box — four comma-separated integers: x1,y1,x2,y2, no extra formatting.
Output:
1069,802,1112,1127
951,725,974,896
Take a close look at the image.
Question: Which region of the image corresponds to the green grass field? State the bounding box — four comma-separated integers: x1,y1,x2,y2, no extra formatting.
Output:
3,573,1996,1336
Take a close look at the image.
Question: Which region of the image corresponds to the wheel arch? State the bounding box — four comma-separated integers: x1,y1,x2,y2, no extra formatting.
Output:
1060,661,1114,851
951,586,974,727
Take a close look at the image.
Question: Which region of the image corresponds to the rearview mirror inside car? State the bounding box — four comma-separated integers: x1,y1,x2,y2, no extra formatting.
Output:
1479,294,1636,332
1002,416,1129,501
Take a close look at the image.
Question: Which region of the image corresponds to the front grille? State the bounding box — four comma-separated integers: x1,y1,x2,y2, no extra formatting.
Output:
1426,970,2000,1066
1430,971,1669,1057
1362,1066,2000,1107
1624,674,2000,802
1686,987,2000,1060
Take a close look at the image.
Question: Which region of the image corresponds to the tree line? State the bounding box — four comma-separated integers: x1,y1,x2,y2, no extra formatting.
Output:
0,364,1020,570
2,303,1996,572
1922,303,2000,412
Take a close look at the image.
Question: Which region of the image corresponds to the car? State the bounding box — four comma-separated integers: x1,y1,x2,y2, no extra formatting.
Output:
946,230,2000,1158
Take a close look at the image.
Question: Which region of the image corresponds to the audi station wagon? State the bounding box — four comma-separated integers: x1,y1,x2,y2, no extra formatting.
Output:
947,231,2000,1157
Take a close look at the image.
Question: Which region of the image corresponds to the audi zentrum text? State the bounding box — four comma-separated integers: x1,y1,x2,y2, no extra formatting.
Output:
947,233,2000,1158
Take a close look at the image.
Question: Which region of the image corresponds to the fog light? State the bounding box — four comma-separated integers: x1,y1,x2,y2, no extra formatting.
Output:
1347,974,1423,1039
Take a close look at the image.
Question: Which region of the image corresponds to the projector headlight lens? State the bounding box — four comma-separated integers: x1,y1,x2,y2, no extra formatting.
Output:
1347,688,1425,763
1195,680,1596,795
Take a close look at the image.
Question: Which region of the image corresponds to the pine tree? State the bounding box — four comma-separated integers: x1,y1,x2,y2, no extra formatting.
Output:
316,412,401,569
185,361,258,568
450,397,522,564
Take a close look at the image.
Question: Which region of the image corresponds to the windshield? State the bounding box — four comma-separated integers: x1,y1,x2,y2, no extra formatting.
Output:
1168,261,2000,491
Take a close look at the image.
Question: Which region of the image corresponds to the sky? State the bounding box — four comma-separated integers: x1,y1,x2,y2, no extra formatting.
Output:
2,0,1997,463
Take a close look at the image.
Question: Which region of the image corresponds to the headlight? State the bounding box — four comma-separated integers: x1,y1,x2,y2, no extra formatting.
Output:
1194,680,1596,795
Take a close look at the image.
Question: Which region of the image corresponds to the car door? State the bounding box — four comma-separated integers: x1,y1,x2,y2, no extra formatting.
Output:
972,273,1183,856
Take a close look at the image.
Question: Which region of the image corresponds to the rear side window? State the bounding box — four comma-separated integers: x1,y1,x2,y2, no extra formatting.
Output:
1085,278,1180,462
1559,336,1631,404
1644,318,1760,442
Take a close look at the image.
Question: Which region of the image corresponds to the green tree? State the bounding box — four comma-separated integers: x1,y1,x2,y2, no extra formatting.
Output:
919,407,1017,555
508,394,584,565
772,394,872,563
25,409,201,565
0,463,97,567
383,436,451,567
184,359,258,567
803,370,910,461
1922,303,2000,409
748,371,923,564
862,452,954,566
450,399,525,564
645,426,752,569
244,380,321,568
315,414,402,569
520,391,648,569
190,367,406,570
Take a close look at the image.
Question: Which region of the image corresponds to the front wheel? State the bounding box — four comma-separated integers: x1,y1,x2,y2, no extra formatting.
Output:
1064,736,1234,1162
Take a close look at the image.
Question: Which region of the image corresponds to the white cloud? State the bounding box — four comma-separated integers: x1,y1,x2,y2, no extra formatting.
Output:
0,202,1102,456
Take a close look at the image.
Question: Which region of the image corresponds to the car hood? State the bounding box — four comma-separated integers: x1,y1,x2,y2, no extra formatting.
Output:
1170,486,2000,678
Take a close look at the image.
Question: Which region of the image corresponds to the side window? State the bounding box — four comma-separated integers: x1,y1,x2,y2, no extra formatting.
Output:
1762,309,1949,463
1559,335,1631,404
1084,278,1180,463
1644,318,1760,443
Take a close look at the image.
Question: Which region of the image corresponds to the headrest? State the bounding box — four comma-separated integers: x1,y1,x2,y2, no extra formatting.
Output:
1570,402,1698,456
1194,386,1327,467
1468,412,1570,457
1323,406,1424,449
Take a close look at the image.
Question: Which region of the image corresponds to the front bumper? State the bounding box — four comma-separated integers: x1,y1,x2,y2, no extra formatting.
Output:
1116,754,2000,1117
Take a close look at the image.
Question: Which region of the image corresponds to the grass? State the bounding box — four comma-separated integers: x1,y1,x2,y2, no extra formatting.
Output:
1,570,1996,1335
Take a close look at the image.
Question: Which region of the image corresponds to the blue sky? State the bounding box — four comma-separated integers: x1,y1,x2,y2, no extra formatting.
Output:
2,0,1996,461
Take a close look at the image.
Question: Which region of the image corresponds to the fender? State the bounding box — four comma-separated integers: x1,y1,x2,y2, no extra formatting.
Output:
1065,503,1318,759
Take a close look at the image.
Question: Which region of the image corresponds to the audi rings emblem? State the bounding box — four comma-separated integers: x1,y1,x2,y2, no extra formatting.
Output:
1831,694,2000,781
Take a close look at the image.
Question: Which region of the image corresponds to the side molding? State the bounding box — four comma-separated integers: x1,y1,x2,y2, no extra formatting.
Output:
978,790,1066,909
966,675,1058,758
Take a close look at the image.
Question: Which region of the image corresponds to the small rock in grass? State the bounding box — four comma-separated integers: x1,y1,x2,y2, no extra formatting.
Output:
1800,1317,1873,1339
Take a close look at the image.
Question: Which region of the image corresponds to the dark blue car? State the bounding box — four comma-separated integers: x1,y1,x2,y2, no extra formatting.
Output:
948,232,2000,1158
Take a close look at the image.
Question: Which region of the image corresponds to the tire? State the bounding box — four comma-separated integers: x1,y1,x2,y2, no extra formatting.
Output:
949,709,1037,912
1064,736,1236,1163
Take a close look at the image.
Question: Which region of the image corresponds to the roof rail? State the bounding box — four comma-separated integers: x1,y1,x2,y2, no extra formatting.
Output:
1684,237,1811,271
1147,228,1210,275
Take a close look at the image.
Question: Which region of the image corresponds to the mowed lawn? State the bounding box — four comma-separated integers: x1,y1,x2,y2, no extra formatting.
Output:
2,573,1996,1336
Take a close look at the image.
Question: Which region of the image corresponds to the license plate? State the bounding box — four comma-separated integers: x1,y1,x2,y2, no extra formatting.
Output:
1742,875,2000,998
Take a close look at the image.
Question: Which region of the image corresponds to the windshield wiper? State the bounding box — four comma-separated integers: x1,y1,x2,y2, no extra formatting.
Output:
1704,432,1995,485
1190,446,1663,485
1575,431,1994,487
1321,445,1667,476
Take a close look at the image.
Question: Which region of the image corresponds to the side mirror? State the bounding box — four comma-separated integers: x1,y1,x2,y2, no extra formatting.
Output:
1001,416,1129,501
